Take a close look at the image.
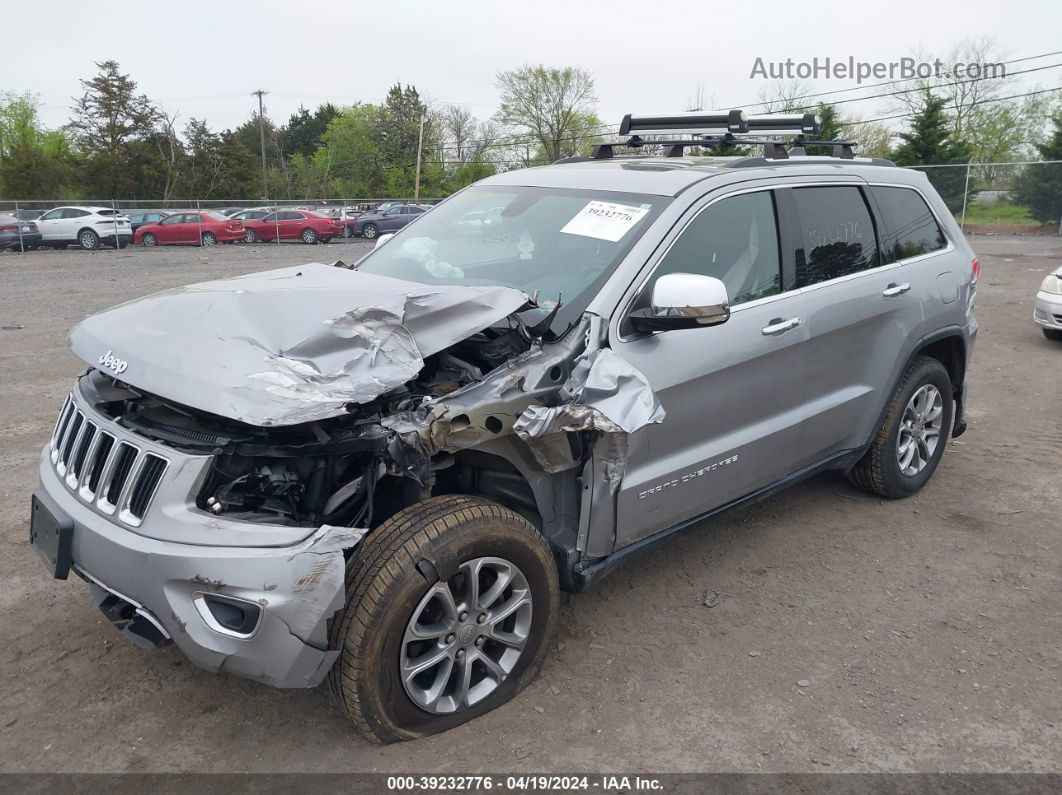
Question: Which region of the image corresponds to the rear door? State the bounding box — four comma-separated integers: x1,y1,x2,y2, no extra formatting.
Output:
779,184,925,465
61,208,90,239
611,187,809,550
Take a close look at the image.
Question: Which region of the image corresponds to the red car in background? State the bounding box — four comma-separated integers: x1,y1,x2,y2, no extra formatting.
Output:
135,211,244,246
242,209,343,244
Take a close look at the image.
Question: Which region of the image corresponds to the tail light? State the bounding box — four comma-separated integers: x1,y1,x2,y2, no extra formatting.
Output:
971,257,980,284
0,225,16,232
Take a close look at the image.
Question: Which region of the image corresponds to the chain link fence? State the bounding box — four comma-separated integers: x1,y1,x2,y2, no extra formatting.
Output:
3,160,1061,253
909,159,1062,234
0,197,446,252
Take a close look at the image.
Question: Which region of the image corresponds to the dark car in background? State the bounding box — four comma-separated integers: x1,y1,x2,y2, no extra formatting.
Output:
0,214,42,251
126,211,170,234
352,203,427,239
11,209,42,222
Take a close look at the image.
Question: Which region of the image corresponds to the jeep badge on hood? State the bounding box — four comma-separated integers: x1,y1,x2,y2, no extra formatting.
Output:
97,350,129,375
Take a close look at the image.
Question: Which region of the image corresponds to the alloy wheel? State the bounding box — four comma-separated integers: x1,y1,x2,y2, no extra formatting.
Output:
400,556,532,714
896,384,943,476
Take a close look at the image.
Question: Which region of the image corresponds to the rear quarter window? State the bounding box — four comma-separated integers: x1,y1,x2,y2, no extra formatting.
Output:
870,186,947,264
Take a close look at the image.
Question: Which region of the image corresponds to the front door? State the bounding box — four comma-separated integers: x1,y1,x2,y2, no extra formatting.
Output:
156,213,185,243
611,188,809,550
36,208,65,241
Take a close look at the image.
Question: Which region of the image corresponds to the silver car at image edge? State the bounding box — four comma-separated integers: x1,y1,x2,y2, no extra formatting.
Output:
29,110,978,743
1033,264,1062,341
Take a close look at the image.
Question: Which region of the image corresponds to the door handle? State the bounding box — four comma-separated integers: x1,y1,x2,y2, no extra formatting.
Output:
882,282,911,297
761,317,802,336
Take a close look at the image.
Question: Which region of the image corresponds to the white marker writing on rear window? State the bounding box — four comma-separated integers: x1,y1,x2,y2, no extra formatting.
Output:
560,201,649,242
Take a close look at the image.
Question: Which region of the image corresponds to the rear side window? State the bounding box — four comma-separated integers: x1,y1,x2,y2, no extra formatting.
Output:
651,191,781,305
870,186,947,264
791,186,879,287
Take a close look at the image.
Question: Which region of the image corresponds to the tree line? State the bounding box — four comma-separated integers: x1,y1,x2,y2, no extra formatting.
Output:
0,49,1059,223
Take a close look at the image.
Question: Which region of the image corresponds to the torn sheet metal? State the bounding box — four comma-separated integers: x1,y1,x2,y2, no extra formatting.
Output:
282,524,368,644
68,263,527,426
512,347,665,461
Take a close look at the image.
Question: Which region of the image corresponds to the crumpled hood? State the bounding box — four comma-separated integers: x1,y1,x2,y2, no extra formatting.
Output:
69,263,528,426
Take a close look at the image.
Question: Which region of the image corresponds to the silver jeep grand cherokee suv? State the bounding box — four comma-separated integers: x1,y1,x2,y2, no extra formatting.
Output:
30,111,977,742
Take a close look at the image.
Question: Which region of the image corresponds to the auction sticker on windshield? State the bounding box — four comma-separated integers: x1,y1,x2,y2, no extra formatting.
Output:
560,200,649,242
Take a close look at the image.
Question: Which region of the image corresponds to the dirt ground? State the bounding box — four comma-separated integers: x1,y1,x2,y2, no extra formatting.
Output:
0,235,1059,774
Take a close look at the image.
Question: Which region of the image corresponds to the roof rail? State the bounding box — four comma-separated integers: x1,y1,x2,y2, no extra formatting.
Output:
583,109,872,162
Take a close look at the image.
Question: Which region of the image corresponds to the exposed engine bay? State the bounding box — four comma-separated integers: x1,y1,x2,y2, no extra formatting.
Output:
69,262,666,570
83,324,535,529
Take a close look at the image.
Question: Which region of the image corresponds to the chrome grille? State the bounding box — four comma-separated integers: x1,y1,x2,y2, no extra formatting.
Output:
48,393,168,528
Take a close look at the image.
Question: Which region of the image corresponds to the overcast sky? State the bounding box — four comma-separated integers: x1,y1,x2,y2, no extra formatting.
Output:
5,0,1060,136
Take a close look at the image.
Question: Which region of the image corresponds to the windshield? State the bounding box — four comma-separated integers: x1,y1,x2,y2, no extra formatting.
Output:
358,185,666,331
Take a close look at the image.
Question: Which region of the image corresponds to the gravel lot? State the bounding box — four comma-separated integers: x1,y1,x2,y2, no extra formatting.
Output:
0,236,1059,773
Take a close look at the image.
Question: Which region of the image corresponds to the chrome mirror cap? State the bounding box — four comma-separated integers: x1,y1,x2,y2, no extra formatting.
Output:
630,272,731,332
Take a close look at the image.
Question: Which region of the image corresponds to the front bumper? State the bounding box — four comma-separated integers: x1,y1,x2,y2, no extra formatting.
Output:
1033,290,1062,330
36,404,365,688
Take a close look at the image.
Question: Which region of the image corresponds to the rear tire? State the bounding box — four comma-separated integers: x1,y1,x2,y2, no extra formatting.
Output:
244,228,258,243
361,223,378,239
200,232,216,246
848,355,954,499
301,228,318,244
78,229,99,250
1042,328,1062,342
328,495,559,744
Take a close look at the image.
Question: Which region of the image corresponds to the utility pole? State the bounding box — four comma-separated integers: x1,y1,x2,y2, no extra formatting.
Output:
253,90,269,200
413,114,426,203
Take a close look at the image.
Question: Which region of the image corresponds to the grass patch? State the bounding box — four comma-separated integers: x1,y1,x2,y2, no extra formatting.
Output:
956,203,1041,226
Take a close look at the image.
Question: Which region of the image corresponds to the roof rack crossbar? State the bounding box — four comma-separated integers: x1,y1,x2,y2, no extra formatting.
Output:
587,134,860,161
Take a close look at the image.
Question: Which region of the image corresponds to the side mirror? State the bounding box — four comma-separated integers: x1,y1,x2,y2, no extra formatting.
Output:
629,272,731,333
374,233,395,249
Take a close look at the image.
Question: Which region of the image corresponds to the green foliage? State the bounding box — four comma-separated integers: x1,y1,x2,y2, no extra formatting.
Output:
495,65,597,163
1014,112,1062,225
285,104,340,159
0,92,76,198
892,92,975,212
805,103,844,157
66,61,160,198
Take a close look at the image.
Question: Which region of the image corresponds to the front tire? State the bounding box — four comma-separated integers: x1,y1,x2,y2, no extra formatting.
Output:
79,229,99,250
328,496,559,744
141,233,158,247
361,223,378,239
1042,328,1062,342
848,355,954,499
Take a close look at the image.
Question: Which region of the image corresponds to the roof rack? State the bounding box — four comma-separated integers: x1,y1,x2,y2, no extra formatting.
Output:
588,109,864,162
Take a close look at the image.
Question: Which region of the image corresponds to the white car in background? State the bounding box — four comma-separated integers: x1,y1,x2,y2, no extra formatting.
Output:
35,206,133,250
1034,265,1062,341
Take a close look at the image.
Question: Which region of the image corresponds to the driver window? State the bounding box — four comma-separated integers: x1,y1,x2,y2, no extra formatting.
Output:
651,191,781,306
160,214,183,225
